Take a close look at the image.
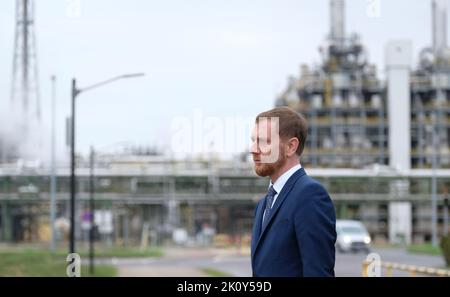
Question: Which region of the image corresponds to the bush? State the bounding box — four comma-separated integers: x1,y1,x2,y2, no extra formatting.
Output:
440,235,450,267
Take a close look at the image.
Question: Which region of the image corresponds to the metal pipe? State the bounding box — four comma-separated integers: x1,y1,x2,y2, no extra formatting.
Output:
432,0,448,59
330,0,345,47
430,113,438,247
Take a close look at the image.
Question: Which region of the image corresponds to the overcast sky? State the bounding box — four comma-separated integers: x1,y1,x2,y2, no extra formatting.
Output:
0,0,443,163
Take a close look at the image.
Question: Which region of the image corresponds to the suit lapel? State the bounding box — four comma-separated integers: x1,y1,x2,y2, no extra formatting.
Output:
251,199,265,257
252,168,306,258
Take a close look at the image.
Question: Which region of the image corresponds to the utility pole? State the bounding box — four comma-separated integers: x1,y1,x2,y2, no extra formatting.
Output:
50,75,57,252
70,79,77,254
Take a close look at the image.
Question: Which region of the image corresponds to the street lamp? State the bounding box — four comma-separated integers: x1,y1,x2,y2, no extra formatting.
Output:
69,73,145,254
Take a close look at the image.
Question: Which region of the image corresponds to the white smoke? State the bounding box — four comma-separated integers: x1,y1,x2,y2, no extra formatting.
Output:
0,91,48,167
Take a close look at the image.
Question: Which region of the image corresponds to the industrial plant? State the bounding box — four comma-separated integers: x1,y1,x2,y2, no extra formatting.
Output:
0,0,449,250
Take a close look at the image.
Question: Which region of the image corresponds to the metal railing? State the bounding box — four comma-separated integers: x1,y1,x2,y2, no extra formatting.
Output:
362,260,450,277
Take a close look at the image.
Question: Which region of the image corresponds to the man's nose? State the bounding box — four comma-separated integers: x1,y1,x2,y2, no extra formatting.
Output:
250,141,260,154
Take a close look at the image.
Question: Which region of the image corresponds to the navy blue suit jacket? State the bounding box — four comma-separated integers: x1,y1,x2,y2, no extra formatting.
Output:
251,167,336,277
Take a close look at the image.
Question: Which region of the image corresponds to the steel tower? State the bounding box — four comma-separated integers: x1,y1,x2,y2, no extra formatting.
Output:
10,0,41,145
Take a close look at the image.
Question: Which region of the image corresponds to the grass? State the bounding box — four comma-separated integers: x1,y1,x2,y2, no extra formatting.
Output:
407,243,443,256
372,242,406,249
0,250,117,277
0,245,164,258
200,268,233,277
75,246,164,258
0,245,164,277
372,242,444,256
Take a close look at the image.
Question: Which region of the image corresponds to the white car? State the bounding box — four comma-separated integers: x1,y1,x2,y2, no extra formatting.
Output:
336,220,371,253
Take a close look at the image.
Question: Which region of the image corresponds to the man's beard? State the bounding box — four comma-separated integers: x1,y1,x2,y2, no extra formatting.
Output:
253,153,286,177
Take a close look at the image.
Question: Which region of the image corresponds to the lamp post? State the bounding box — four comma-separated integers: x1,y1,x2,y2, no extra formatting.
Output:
50,75,57,253
89,145,95,274
69,73,145,254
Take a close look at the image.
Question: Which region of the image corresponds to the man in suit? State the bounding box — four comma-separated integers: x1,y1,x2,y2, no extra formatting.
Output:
250,106,336,277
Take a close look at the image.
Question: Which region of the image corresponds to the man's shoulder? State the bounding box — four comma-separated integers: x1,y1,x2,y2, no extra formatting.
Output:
292,173,329,196
290,175,334,215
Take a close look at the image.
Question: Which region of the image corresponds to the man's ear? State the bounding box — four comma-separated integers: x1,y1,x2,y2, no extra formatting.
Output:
287,137,299,157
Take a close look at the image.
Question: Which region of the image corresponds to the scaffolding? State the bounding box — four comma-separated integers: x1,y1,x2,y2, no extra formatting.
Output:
276,0,385,168
411,0,450,169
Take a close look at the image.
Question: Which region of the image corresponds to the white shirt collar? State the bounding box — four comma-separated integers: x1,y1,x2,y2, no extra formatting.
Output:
269,163,302,195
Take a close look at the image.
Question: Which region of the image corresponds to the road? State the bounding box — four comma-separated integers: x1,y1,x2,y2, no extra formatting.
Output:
94,246,448,277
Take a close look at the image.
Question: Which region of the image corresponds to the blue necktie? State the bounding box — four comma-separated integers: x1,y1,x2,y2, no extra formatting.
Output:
262,185,277,228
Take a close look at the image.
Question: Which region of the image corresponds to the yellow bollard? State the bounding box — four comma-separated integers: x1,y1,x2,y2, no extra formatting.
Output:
367,261,450,277
362,260,369,277
408,266,417,277
436,269,447,277
386,266,393,277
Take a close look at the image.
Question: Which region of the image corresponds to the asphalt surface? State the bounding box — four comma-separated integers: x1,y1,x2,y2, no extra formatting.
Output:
94,246,448,277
